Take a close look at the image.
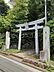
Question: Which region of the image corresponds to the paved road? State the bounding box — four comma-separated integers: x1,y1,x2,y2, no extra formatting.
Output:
0,55,42,72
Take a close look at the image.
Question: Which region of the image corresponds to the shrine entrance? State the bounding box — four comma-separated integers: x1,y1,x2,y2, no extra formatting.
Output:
21,30,35,50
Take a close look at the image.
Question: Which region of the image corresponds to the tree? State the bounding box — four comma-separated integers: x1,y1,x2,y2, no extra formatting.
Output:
7,0,29,24
0,0,9,48
0,0,9,16
28,0,54,21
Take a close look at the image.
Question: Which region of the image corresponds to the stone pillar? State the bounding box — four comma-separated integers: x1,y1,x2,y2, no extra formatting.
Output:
35,24,39,55
6,31,10,49
18,27,21,50
43,26,50,61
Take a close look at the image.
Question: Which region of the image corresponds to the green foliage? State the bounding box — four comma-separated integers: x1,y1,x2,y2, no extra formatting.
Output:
0,15,3,32
28,0,44,21
46,66,54,72
0,33,5,49
0,15,11,32
0,0,9,16
1,0,29,31
28,0,54,21
6,0,29,26
47,19,54,58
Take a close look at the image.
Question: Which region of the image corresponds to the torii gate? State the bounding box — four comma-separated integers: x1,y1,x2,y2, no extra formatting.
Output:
5,0,50,61
16,17,45,55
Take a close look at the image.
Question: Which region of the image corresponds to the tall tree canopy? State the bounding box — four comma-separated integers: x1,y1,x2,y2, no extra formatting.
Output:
3,0,29,31
7,0,29,24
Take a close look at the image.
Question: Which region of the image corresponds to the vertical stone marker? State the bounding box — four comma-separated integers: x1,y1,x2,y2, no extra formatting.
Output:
18,27,21,50
43,26,50,61
6,31,10,49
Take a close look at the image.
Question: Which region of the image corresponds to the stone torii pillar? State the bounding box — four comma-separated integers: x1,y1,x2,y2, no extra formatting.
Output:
35,24,39,55
18,27,21,51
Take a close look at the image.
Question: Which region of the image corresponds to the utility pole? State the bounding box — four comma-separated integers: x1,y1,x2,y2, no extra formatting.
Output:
45,0,47,26
43,0,50,62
